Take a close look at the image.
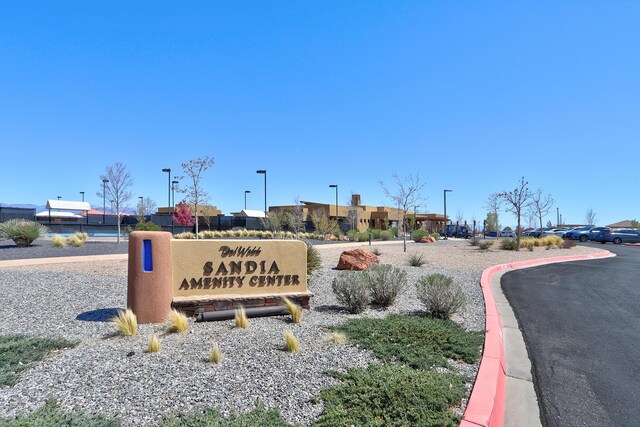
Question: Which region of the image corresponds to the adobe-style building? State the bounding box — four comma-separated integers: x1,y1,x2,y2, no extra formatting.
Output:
270,194,447,233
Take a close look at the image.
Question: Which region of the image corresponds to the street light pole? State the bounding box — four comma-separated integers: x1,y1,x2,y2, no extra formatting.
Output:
256,170,267,215
172,181,179,209
80,191,85,202
102,179,109,224
244,190,251,210
556,207,560,227
138,196,144,216
444,189,452,239
162,168,171,208
329,185,338,218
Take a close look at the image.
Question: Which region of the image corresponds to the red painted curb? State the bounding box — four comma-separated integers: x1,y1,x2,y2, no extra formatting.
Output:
461,250,613,427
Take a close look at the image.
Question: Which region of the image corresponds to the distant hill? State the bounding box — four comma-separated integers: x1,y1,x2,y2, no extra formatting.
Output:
0,203,43,210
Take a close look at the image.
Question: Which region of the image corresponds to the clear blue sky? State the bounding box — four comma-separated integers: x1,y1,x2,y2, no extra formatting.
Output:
1,2,638,228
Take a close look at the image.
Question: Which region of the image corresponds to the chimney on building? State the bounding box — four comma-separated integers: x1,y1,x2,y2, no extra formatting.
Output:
351,194,361,206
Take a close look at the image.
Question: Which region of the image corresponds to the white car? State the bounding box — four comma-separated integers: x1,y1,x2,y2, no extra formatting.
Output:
540,228,571,238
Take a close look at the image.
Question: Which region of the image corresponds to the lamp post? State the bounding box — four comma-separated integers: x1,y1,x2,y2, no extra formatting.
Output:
102,179,109,224
244,190,251,210
444,189,452,239
256,170,267,215
556,207,560,227
329,185,338,218
57,196,61,200
80,191,85,202
138,196,144,216
162,168,171,208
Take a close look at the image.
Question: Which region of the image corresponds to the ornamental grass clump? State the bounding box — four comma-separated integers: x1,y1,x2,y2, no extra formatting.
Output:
500,239,519,251
166,309,189,333
364,264,407,307
282,297,302,323
541,235,563,246
306,243,321,275
380,231,394,241
416,273,466,320
75,231,88,241
147,335,160,353
112,309,137,336
478,240,493,250
208,343,223,363
332,272,369,314
284,331,299,352
324,331,347,344
66,234,85,247
407,253,426,267
0,219,49,246
51,235,66,248
235,306,249,329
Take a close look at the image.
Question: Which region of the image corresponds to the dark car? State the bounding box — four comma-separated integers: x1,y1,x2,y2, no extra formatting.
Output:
444,224,471,238
588,227,610,241
594,229,640,244
564,226,595,242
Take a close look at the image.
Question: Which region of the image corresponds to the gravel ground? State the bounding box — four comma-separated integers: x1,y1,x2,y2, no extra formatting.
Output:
0,238,607,425
0,239,128,260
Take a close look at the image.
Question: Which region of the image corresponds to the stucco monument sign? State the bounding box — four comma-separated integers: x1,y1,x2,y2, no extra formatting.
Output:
128,231,311,323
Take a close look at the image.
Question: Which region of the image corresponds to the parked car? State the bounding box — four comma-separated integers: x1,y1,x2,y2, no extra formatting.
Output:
564,226,595,242
594,229,640,244
588,227,610,241
529,227,553,238
499,229,515,237
444,224,471,238
540,228,570,238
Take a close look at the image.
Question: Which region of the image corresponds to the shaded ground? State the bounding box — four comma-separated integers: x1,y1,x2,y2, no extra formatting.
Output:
0,240,129,260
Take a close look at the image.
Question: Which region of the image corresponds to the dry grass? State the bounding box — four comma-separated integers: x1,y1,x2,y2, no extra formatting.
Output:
147,335,160,353
51,235,66,248
75,231,89,241
284,330,299,352
165,309,189,333
235,306,249,329
66,234,85,247
208,343,223,363
324,331,347,344
282,297,302,324
112,309,137,336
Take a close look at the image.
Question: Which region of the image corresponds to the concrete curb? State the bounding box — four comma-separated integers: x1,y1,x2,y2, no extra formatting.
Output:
0,253,128,269
461,250,614,427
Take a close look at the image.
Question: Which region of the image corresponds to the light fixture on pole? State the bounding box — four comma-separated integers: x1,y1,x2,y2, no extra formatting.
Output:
162,168,171,208
256,170,267,215
57,196,61,200
102,179,109,224
244,190,251,210
444,189,452,239
138,196,144,216
329,185,338,218
80,191,85,202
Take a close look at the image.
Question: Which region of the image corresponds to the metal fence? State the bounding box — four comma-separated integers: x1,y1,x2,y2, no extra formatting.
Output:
0,207,36,222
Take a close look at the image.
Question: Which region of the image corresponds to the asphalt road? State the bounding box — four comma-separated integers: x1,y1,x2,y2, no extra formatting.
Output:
502,243,640,427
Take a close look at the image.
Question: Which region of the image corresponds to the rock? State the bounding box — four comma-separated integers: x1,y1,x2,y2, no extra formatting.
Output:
418,236,437,243
336,249,380,270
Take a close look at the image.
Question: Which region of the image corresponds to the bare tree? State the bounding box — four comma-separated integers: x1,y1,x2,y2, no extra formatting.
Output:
484,193,502,233
529,189,554,229
175,156,215,238
585,208,597,225
97,162,134,243
135,197,157,223
290,197,306,234
498,177,532,250
310,208,339,235
456,210,464,225
379,172,426,252
527,211,537,229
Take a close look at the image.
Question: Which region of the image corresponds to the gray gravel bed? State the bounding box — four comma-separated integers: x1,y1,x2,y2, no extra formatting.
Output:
0,240,128,260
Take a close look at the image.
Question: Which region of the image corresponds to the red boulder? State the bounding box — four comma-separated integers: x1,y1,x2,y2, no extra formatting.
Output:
336,249,380,271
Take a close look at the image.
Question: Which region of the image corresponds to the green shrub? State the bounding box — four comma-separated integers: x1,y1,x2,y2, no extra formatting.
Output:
332,314,482,368
478,241,494,250
315,364,466,427
159,404,293,427
0,219,49,246
364,264,407,307
370,247,382,256
346,230,360,241
430,232,440,240
0,335,77,387
332,272,369,314
415,274,466,320
369,229,383,239
407,253,426,267
306,243,321,275
500,239,518,251
390,227,399,237
357,232,370,242
0,400,121,426
412,229,429,242
134,221,162,232
380,230,394,241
